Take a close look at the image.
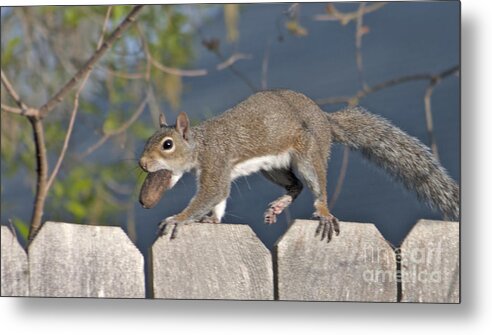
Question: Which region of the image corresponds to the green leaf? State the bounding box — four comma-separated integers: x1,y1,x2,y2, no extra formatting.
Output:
112,6,131,21
103,113,120,134
66,201,87,220
132,122,154,140
12,218,29,242
63,8,81,28
285,19,308,37
53,180,65,198
72,178,92,196
1,37,21,66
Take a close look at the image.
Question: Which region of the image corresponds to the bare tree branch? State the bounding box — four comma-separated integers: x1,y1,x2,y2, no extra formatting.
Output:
355,3,368,89
96,6,113,48
45,94,79,192
38,5,144,117
1,104,21,114
1,69,27,109
135,23,208,78
1,103,38,117
27,117,48,241
216,53,252,71
98,66,146,80
26,6,143,241
261,40,272,90
424,80,440,159
80,93,149,159
314,3,386,23
316,65,459,106
329,146,349,210
46,6,113,192
321,66,458,209
150,57,208,77
215,49,257,92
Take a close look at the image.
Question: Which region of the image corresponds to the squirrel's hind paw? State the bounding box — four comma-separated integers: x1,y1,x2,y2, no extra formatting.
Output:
264,195,293,225
313,212,340,243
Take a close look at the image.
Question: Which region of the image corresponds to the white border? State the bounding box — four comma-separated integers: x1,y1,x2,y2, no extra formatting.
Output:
2,0,491,334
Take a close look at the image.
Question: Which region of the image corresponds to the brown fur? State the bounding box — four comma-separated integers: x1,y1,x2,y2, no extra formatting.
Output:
139,89,459,241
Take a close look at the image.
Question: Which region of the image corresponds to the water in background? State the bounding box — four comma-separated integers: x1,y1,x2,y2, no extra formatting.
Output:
2,3,460,252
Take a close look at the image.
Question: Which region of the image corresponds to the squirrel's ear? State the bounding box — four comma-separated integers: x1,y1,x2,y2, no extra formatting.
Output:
159,114,167,128
176,112,190,141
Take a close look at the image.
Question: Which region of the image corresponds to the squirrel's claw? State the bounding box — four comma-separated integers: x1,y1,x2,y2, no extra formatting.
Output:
158,216,193,239
158,216,179,239
313,212,340,243
264,195,293,225
158,222,180,240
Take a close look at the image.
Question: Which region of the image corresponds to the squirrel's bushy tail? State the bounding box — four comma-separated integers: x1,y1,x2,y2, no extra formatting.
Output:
326,106,459,220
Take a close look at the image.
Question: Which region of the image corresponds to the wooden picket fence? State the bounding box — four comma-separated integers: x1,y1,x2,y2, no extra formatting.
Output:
1,219,459,302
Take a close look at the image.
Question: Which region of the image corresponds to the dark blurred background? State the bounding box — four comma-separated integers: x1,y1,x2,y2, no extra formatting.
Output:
1,2,459,253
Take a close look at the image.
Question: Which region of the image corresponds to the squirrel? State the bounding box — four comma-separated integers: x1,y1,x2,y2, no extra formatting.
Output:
139,89,459,242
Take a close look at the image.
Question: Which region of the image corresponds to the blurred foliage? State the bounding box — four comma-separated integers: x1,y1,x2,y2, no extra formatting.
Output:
224,4,239,43
12,218,29,242
285,19,308,37
0,5,234,239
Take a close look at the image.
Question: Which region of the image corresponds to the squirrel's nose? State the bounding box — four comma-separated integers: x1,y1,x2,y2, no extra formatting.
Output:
139,158,148,171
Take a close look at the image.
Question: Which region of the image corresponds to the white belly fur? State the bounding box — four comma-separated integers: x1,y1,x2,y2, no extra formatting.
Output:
231,151,291,180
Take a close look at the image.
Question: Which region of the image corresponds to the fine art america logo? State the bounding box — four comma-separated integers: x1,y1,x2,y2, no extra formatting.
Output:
361,241,444,284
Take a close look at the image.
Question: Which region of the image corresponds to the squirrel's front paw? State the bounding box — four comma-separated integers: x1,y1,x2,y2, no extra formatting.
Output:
313,212,340,243
158,216,191,239
199,214,220,224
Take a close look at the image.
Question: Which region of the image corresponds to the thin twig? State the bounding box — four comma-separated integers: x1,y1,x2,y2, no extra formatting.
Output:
314,3,386,24
45,95,79,192
322,66,458,209
0,104,21,114
1,69,26,109
424,80,440,160
46,6,113,192
316,65,460,106
135,23,208,78
330,2,372,208
98,66,146,80
135,23,152,81
80,93,149,159
150,57,208,77
143,35,255,77
355,3,368,89
1,103,38,117
38,5,144,117
261,40,272,90
329,146,349,210
215,50,257,92
191,11,256,90
216,53,252,71
96,6,112,48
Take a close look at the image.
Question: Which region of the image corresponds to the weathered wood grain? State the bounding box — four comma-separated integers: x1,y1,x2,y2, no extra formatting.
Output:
400,219,459,303
151,223,273,300
28,222,145,298
275,220,397,301
1,226,29,296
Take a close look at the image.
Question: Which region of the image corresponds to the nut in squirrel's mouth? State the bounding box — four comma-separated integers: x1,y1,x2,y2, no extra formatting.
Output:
139,169,173,209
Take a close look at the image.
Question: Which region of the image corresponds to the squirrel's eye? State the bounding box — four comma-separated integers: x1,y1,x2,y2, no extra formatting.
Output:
163,139,173,151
